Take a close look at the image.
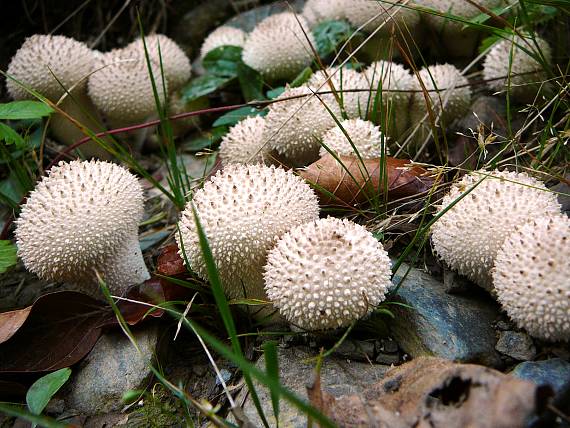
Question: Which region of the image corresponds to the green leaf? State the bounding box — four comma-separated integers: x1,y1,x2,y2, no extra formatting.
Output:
290,67,313,88
202,46,243,78
263,341,280,423
266,87,286,99
0,241,18,274
0,101,53,120
466,5,512,26
0,403,67,428
181,74,235,102
237,62,265,102
212,106,267,127
479,34,501,54
0,122,25,147
184,126,228,151
26,368,72,416
313,20,354,58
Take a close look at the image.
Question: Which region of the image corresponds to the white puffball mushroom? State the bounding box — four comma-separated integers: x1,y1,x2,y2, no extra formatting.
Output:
483,35,552,103
431,169,561,291
219,115,273,165
242,12,316,81
200,26,248,59
343,0,420,36
264,217,392,331
364,60,414,138
409,63,471,141
15,160,149,296
493,214,570,342
263,85,338,167
176,164,320,302
320,118,388,158
303,0,347,27
125,34,192,90
88,49,168,127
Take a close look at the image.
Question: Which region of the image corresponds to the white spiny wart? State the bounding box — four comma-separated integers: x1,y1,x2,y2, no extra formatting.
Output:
302,0,347,27
493,214,569,342
15,160,149,296
320,118,388,158
200,26,248,59
431,169,561,291
176,164,319,302
264,217,392,331
242,12,316,81
219,115,272,165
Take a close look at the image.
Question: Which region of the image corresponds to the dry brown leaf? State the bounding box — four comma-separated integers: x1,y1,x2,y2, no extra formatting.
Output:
298,154,436,206
0,306,32,344
307,357,553,428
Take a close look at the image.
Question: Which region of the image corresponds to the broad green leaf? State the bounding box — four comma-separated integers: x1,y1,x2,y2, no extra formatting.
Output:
0,170,28,207
181,74,235,102
26,368,72,416
184,125,228,152
313,20,354,58
266,86,286,99
0,122,25,147
0,101,53,120
202,46,243,78
212,106,266,127
0,241,17,274
290,67,313,88
237,62,265,102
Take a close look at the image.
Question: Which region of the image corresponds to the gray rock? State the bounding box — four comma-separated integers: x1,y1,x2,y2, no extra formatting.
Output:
389,264,502,367
65,327,159,415
495,331,537,361
511,358,570,393
443,270,472,294
333,340,375,362
379,338,398,354
375,353,400,365
234,346,389,427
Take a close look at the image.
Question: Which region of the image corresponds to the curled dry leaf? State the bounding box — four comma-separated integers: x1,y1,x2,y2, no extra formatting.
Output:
307,357,553,428
298,154,436,206
157,243,186,277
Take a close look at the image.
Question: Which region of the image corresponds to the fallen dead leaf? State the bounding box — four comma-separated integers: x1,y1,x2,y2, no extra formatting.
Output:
157,244,186,277
298,154,436,206
0,306,32,344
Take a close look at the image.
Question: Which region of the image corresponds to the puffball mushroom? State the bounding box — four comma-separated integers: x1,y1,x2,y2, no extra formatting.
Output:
417,0,502,57
319,118,388,158
88,49,168,127
176,164,319,302
200,26,248,59
493,214,569,342
342,0,420,35
263,85,337,167
431,169,561,291
364,60,414,138
302,0,347,27
219,115,273,165
125,34,192,90
264,217,392,331
242,12,316,82
6,34,107,158
15,159,149,296
483,35,552,103
409,63,471,142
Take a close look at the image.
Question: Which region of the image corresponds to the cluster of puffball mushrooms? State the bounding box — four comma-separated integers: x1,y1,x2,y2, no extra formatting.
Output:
8,0,568,340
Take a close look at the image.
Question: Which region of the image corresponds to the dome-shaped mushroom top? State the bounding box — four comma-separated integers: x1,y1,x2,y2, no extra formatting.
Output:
431,169,561,291
6,34,96,101
242,12,316,81
302,0,347,27
264,85,338,167
264,217,392,331
219,115,272,166
176,164,319,301
125,34,191,90
418,0,502,31
493,214,569,342
15,159,144,283
364,60,414,107
200,26,248,59
343,0,420,34
88,49,168,124
320,118,388,158
483,35,552,103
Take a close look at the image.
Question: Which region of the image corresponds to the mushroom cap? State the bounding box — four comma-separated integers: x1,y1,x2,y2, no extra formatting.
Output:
410,63,471,131
419,0,502,32
320,118,388,158
176,164,320,301
125,34,191,90
88,49,168,124
343,0,420,35
15,160,145,284
493,214,570,342
242,12,316,81
431,169,561,290
264,217,392,331
200,26,248,59
263,85,337,167
308,67,371,119
483,35,552,102
219,115,273,165
302,0,347,27
6,34,96,101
